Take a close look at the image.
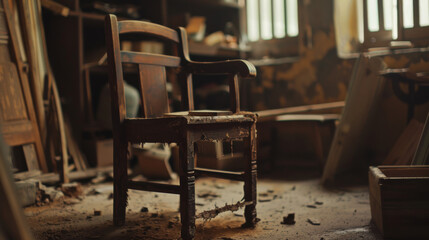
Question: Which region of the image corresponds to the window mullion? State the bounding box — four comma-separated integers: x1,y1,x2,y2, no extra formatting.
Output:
284,0,288,36
413,0,419,28
271,0,275,39
378,0,385,31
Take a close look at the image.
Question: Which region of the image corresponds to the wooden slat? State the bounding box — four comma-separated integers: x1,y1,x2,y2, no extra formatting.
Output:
121,51,180,67
195,167,245,181
257,101,345,120
138,64,170,118
118,20,179,43
127,180,180,194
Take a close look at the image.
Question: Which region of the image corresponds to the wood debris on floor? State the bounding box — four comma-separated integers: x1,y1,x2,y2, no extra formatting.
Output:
23,168,381,240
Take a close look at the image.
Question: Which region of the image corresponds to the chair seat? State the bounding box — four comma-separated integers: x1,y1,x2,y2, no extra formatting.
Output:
163,111,256,124
124,112,256,143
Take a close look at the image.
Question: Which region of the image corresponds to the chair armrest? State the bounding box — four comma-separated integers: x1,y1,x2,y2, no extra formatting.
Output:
185,59,257,78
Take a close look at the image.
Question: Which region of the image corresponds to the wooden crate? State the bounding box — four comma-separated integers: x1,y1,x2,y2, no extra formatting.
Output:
369,166,429,239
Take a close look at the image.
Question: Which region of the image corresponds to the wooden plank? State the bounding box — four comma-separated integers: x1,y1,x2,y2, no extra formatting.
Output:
16,0,46,138
13,169,41,181
257,101,345,121
122,51,180,67
322,55,386,184
3,0,47,172
127,180,180,194
22,144,39,171
35,166,113,185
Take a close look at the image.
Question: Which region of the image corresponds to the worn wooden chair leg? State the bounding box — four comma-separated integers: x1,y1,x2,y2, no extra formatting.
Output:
179,141,196,239
243,123,257,227
113,141,128,226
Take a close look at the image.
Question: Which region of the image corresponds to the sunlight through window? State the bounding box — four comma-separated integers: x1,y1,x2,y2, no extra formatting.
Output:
403,0,414,28
273,0,286,38
247,0,260,41
367,0,380,31
260,0,273,40
420,0,429,26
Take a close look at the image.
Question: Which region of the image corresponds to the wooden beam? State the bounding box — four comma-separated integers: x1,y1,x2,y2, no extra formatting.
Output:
257,101,345,121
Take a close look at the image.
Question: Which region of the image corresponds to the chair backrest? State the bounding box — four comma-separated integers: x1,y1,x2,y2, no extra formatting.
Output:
105,14,189,126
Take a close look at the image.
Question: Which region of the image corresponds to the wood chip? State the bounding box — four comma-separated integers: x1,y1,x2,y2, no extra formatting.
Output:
281,213,296,225
307,218,321,225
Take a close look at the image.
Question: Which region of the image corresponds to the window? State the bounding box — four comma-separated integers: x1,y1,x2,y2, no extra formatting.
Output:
360,0,429,48
246,0,301,58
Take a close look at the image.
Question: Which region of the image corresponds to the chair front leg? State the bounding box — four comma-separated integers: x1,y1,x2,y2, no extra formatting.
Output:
243,122,257,227
179,139,196,240
113,140,128,226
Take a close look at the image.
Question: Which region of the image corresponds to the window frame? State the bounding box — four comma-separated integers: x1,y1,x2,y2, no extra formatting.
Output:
398,0,429,43
362,0,429,49
244,0,304,58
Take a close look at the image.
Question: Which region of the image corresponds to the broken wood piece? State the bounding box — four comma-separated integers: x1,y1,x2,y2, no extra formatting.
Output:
61,182,83,197
196,201,248,220
281,213,296,225
140,207,149,212
35,166,113,185
41,0,70,17
307,218,321,225
14,170,41,181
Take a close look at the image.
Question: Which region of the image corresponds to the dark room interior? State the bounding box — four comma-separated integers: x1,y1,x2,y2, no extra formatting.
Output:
1,0,429,239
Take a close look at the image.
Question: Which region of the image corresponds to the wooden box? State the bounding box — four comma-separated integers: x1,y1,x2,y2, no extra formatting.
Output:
82,138,113,167
369,166,429,239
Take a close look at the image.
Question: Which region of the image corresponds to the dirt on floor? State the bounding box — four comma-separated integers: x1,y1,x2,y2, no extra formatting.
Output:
25,167,383,240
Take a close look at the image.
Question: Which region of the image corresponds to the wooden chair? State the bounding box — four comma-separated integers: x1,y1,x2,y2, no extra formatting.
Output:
105,14,258,239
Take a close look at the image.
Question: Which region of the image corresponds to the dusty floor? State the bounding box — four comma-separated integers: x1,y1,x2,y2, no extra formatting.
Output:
25,168,383,240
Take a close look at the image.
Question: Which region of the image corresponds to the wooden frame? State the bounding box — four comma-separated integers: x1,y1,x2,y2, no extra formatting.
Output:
362,0,429,49
105,14,258,239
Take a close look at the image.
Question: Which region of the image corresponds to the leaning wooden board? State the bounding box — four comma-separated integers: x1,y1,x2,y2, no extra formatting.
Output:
0,0,47,172
369,165,429,239
322,54,386,184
